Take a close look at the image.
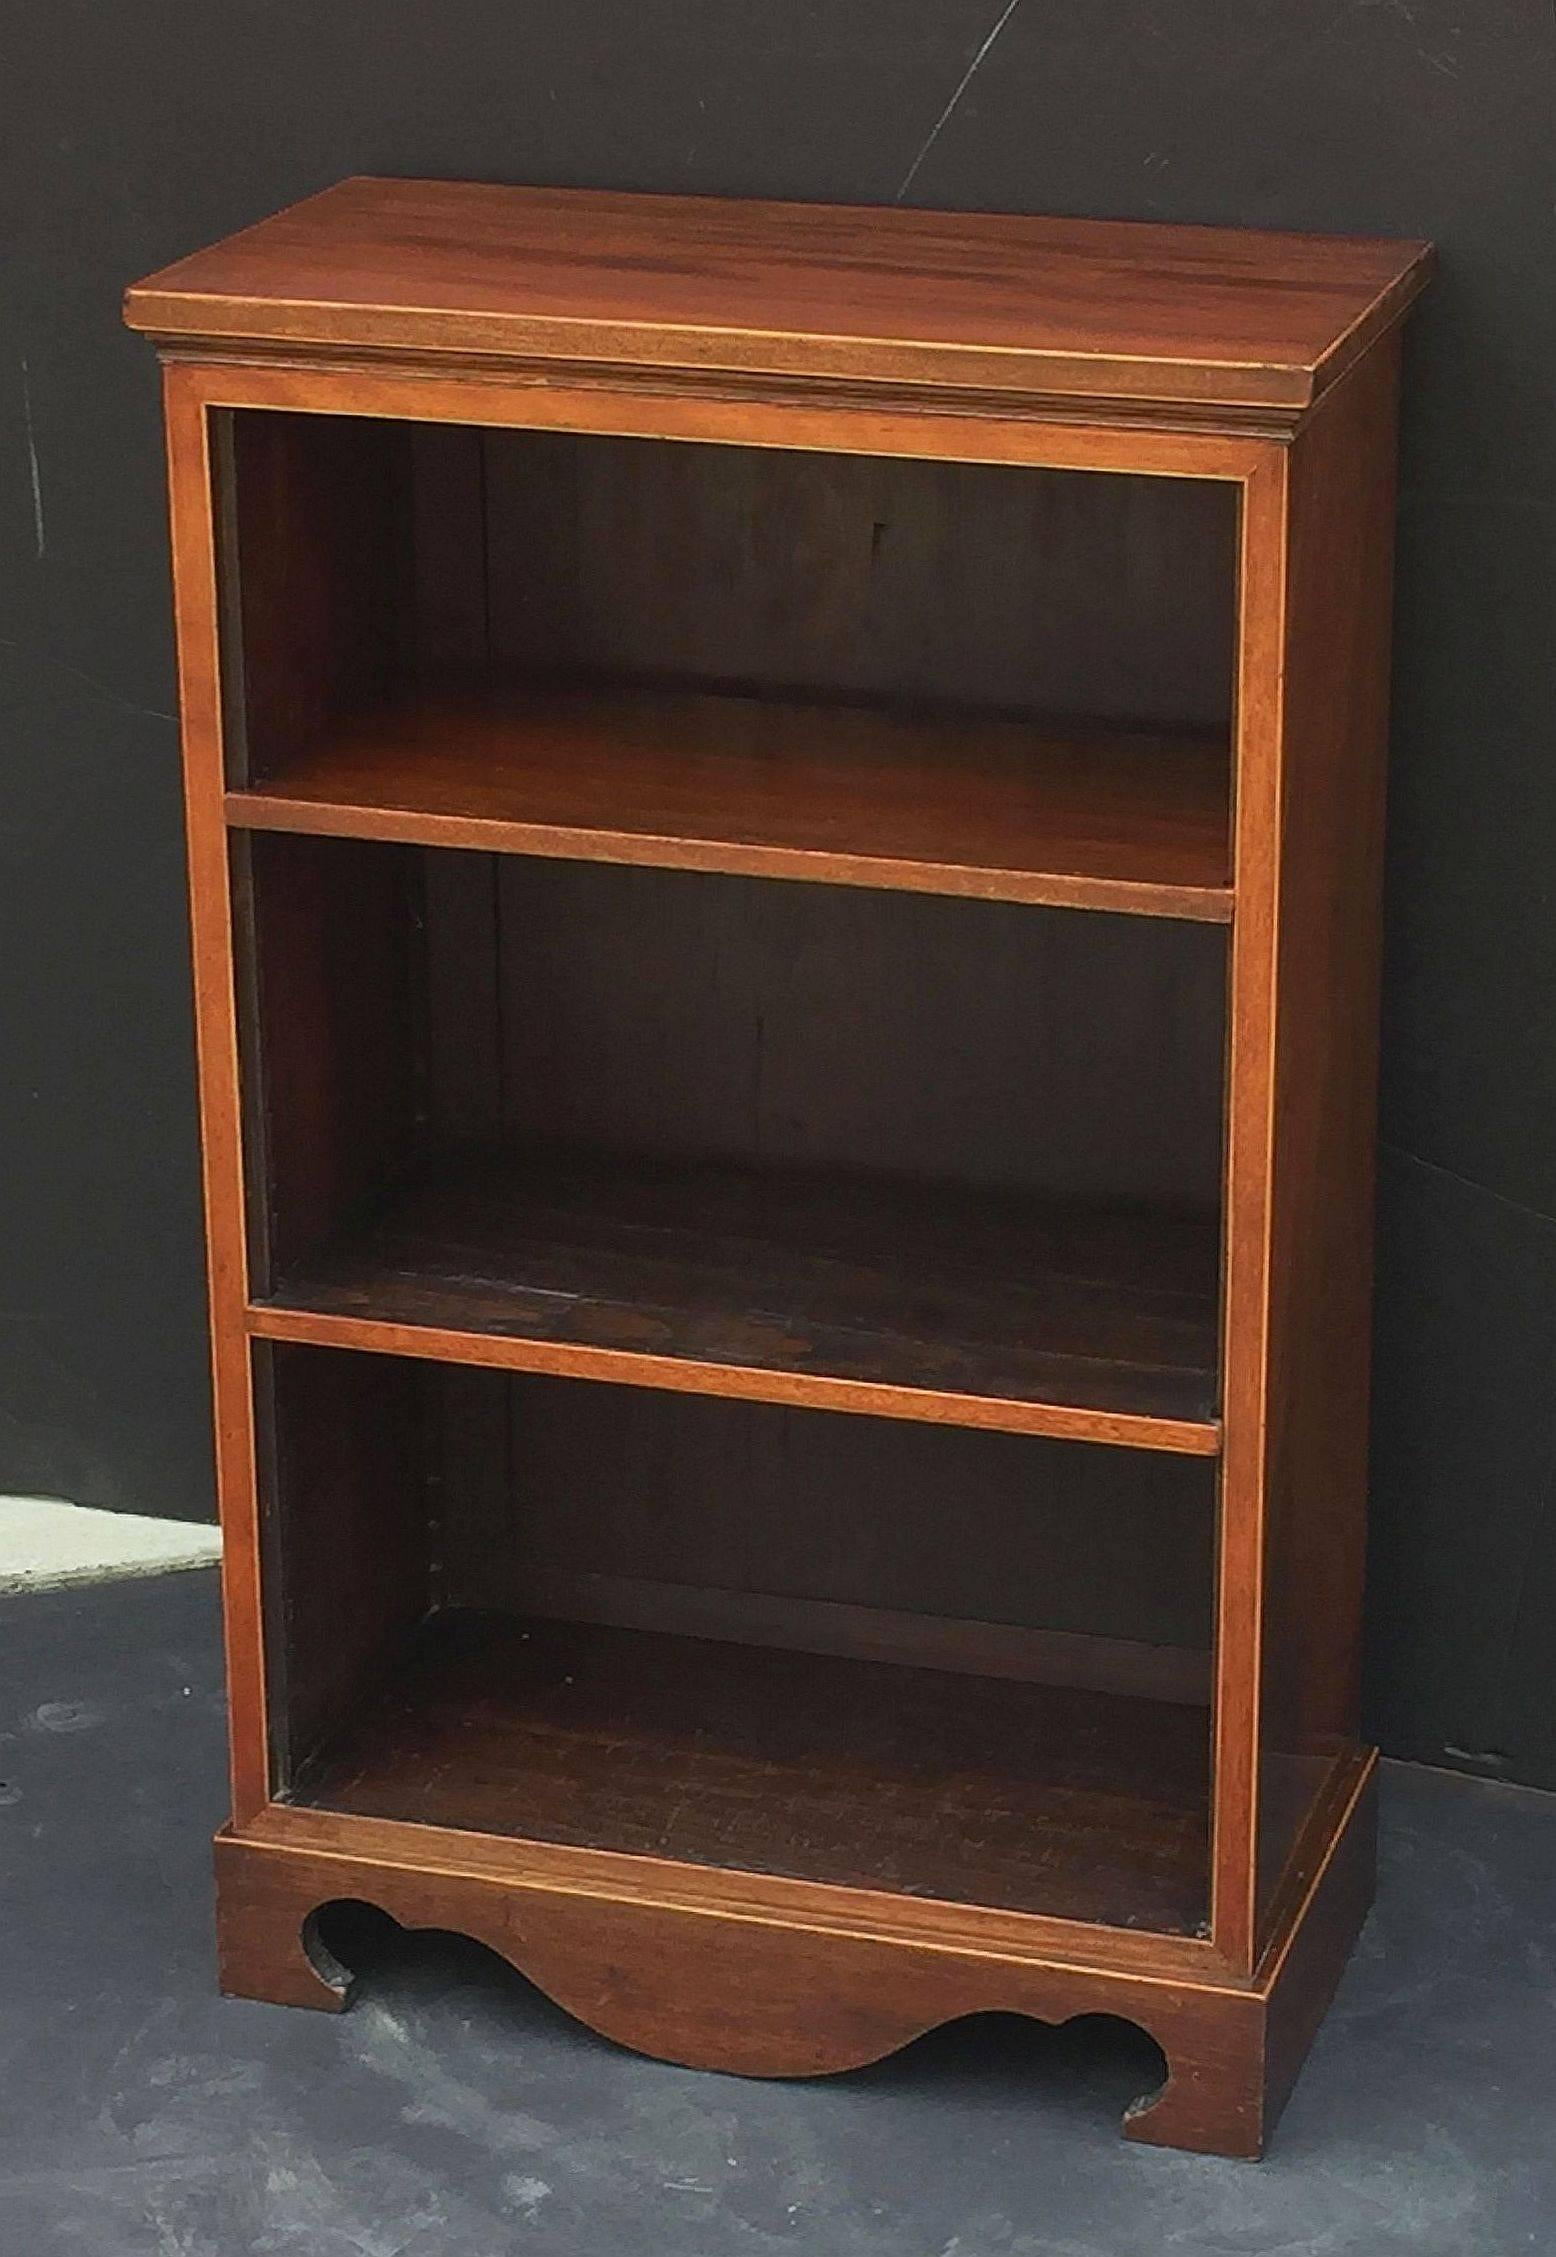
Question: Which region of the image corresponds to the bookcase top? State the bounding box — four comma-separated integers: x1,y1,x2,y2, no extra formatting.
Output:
125,177,1431,422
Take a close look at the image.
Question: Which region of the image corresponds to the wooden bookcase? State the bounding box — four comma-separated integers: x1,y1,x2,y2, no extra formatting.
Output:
126,181,1431,2157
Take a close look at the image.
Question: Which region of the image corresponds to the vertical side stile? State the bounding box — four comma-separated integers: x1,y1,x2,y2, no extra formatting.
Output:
1213,447,1291,1975
163,364,270,1823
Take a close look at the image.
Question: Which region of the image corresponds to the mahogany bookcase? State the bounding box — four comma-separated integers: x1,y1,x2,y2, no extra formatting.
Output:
126,181,1431,2157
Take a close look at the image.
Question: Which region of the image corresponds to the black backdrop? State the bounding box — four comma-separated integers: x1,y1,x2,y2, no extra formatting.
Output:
3,2,1553,1785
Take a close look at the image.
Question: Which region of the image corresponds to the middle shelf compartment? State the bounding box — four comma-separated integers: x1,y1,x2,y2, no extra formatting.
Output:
238,835,1228,1447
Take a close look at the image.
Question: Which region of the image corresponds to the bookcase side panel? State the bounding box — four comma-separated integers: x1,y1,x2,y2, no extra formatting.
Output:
1253,337,1402,1946
255,1343,435,1788
216,408,413,786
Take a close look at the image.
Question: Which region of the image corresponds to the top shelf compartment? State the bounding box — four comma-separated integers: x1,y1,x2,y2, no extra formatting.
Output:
214,412,1238,920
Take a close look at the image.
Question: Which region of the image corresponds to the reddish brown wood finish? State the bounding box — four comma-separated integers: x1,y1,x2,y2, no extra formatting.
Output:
163,373,270,1825
290,1610,1212,1934
215,1755,1377,2159
252,1343,429,1782
474,430,1237,725
256,1148,1222,1449
135,184,1426,2156
1215,339,1405,1970
228,682,1232,920
214,408,407,784
1251,342,1403,1939
125,178,1429,419
508,1572,1212,1706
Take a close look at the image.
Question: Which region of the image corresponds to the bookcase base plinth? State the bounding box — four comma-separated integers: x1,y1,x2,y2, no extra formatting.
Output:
213,1756,1374,2160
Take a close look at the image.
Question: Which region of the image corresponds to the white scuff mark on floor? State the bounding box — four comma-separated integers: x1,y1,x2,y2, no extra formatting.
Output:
894,0,1026,201
0,1496,220,1592
27,1698,107,1733
503,2174,552,2218
354,1998,561,2160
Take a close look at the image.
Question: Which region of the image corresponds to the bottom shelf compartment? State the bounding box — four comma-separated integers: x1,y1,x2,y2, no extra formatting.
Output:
261,1344,1215,1939
290,1610,1210,1935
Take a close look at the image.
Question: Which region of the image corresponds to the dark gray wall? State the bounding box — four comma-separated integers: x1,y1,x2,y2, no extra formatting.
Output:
2,2,1552,1782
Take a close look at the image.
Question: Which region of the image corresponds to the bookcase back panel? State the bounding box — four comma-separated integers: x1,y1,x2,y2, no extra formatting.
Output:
475,429,1238,731
436,1367,1217,1675
437,856,1230,1208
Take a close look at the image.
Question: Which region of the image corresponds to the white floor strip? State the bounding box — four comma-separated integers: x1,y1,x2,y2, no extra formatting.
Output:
0,1496,221,1592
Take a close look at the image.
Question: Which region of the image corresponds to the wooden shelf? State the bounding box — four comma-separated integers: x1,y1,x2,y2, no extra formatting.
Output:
227,682,1233,920
252,1150,1222,1452
290,1610,1212,1934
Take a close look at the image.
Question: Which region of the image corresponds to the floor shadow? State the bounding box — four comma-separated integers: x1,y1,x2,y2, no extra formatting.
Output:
853,2009,1167,2120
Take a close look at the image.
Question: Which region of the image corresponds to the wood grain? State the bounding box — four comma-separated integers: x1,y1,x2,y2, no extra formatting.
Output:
162,369,271,1823
1251,344,1402,1941
477,858,1228,1211
512,1570,1211,1706
222,414,1238,914
478,431,1237,730
288,1608,1212,1935
240,832,421,1287
447,1371,1217,1685
169,358,1280,473
212,1751,1378,2156
1211,447,1287,1973
255,1148,1223,1449
129,185,1425,2154
215,408,408,787
228,680,1232,920
124,179,1432,418
254,1342,429,1780
1214,350,1401,1968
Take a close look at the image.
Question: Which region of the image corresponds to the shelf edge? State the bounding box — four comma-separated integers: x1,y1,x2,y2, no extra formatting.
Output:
247,1302,1223,1456
225,791,1236,924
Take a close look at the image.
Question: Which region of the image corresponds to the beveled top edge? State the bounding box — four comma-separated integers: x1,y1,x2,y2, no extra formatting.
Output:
125,178,1434,413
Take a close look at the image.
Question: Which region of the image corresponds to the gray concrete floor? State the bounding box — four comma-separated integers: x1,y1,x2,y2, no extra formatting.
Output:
1,1570,1552,2256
